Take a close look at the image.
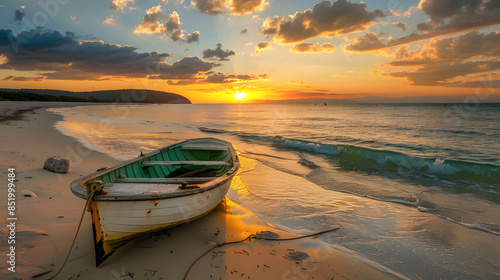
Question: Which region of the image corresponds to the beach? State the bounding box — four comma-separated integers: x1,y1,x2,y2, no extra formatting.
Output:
0,102,396,280
2,0,500,278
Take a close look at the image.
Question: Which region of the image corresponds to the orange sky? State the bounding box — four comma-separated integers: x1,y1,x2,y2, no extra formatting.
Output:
0,0,499,103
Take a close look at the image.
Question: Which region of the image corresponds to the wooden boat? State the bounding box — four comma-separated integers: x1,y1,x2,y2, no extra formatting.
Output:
70,138,239,266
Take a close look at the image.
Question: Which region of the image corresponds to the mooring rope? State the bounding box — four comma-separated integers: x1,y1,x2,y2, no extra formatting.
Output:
183,226,340,280
36,183,104,280
33,183,339,280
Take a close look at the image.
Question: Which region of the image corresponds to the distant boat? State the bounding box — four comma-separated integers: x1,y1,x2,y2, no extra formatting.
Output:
70,138,239,266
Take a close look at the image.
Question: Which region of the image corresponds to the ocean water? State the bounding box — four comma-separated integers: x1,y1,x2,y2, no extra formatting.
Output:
49,103,500,279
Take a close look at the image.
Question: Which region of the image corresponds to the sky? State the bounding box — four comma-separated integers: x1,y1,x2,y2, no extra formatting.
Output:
0,0,499,103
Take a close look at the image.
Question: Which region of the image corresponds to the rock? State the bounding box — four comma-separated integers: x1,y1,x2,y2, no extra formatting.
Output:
255,231,280,239
43,157,70,174
283,251,310,262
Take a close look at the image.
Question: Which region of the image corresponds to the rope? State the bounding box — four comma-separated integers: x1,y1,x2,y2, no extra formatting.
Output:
41,183,104,280
183,226,340,280
34,180,339,280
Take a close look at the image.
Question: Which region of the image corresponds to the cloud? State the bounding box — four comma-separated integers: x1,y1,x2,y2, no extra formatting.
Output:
152,60,268,84
261,0,388,44
70,15,80,25
393,22,409,31
385,32,500,66
381,60,500,86
191,0,268,15
134,5,168,34
254,41,271,55
111,0,135,12
291,43,336,53
0,29,172,79
229,0,268,15
205,72,268,83
345,32,386,52
165,10,181,33
380,31,500,87
134,7,199,43
441,73,500,88
103,17,116,25
185,31,200,43
418,0,481,21
15,9,24,21
240,28,248,34
0,29,265,84
148,56,218,80
171,29,184,42
348,0,500,52
191,0,226,15
202,43,235,61
3,75,43,81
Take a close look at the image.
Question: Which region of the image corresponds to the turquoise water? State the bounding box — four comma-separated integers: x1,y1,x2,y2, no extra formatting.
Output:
50,103,500,279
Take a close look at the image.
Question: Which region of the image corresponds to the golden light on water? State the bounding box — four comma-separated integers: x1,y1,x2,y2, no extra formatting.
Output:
234,92,247,100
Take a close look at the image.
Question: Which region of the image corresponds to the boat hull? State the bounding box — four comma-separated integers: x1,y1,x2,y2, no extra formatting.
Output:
93,178,231,249
70,138,240,265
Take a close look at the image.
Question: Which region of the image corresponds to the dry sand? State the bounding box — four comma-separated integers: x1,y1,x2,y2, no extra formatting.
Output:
0,101,394,280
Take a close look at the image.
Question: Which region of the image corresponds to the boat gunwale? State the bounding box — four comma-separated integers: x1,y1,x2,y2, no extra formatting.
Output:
70,138,239,201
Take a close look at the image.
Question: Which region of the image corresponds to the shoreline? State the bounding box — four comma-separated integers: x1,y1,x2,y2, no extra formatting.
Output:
0,102,120,279
0,101,395,280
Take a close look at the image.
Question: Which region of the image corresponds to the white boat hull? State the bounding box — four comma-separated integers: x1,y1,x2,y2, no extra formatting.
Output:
96,179,232,246
71,138,239,265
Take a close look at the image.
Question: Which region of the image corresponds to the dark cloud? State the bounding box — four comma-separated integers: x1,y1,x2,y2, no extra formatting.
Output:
255,41,271,55
163,71,268,85
15,9,25,21
261,16,280,35
1,32,170,75
230,0,267,15
291,43,335,53
345,32,385,52
191,0,268,15
443,80,500,88
205,73,268,83
381,31,500,87
385,32,500,66
393,22,409,31
0,29,170,79
149,57,218,80
261,0,388,44
348,0,500,52
202,43,236,61
0,29,264,84
382,60,500,86
191,0,226,15
418,0,482,21
165,11,181,33
186,31,200,43
171,29,184,42
3,75,43,81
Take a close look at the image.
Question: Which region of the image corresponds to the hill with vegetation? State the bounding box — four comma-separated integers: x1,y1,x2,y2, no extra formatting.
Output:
0,89,191,104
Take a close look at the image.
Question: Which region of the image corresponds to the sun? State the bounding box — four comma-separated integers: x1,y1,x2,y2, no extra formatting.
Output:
234,92,247,100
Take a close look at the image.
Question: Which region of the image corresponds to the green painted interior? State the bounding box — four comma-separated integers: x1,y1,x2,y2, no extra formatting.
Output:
99,146,231,183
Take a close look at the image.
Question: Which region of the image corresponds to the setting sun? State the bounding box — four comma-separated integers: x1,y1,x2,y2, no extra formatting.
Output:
234,92,247,100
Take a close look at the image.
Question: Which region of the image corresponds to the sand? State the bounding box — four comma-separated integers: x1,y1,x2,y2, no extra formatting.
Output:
0,101,395,280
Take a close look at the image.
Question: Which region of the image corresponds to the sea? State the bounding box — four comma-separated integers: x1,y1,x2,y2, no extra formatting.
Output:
49,103,500,279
